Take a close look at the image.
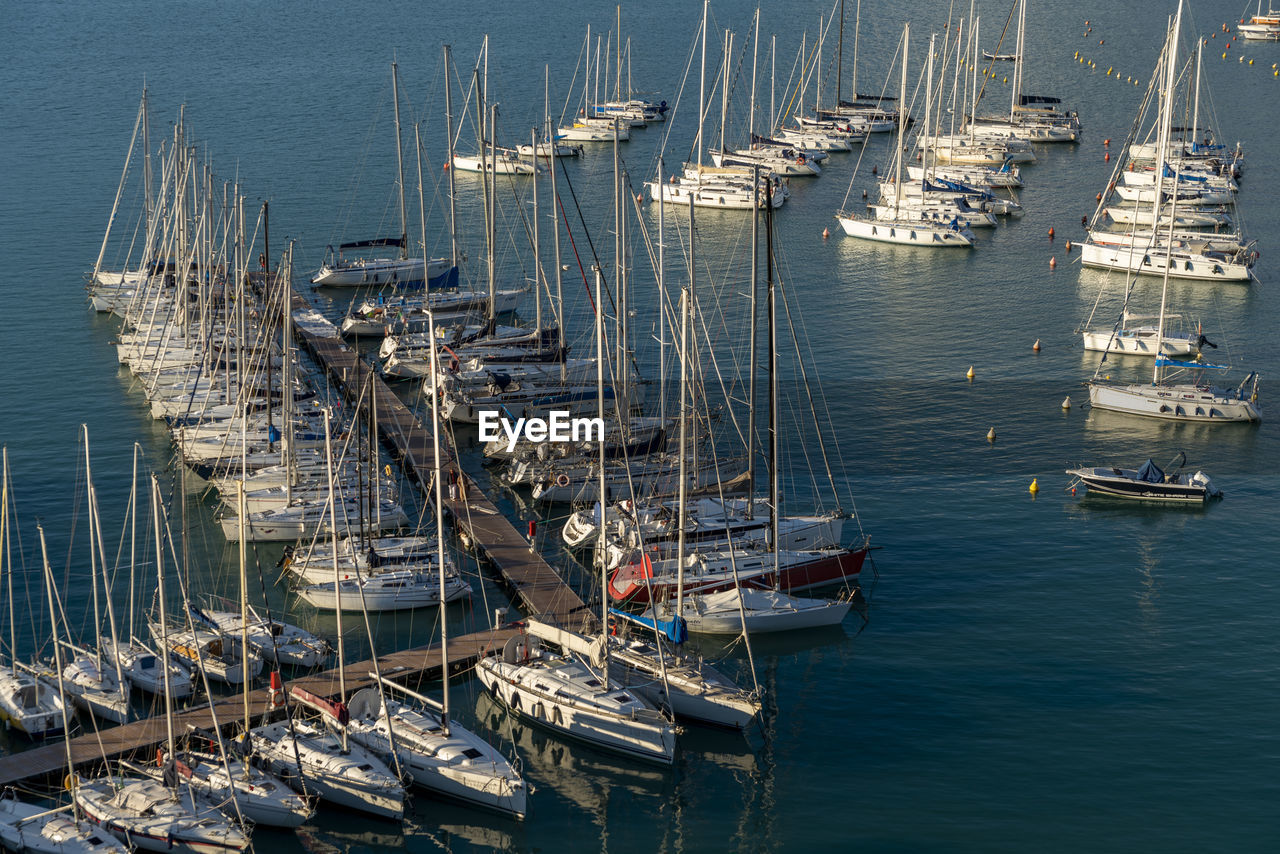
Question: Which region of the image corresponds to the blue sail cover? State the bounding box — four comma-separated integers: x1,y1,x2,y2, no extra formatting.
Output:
1136,460,1165,483
1156,357,1229,369
1162,164,1207,182
610,608,688,644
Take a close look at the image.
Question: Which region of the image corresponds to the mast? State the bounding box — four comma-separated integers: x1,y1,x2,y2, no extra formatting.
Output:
443,45,459,268
38,525,79,819
143,86,153,237
852,0,861,98
657,157,667,425
487,104,498,334
2,449,12,670
924,32,934,182
151,476,177,779
323,409,348,752
84,428,102,671
418,121,451,736
391,61,409,259
837,0,844,107
697,0,708,172
747,165,759,517
1152,4,1183,387
766,182,779,587
749,8,760,141
718,29,730,156
674,281,690,619
92,92,146,284
533,126,542,333
547,102,566,380
1192,37,1202,147
594,263,609,679
895,25,909,219
677,192,694,614
1009,0,1025,122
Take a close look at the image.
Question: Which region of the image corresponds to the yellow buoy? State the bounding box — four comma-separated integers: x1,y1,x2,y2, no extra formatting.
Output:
1029,478,1040,495
1062,396,1072,410
1249,59,1254,65
986,427,997,442
1107,67,1113,75
1003,76,1008,83
966,366,975,380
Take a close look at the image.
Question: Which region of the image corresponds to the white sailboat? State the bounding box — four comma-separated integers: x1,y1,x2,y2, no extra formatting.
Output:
477,261,677,764
312,63,449,288
1086,3,1261,425
72,490,252,854
1,451,68,739
0,527,129,854
836,26,975,248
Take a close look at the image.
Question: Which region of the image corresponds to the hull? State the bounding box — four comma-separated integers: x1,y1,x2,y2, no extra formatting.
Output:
610,547,867,605
1068,468,1216,502
836,215,974,247
1081,328,1199,356
1079,242,1252,282
311,257,451,288
476,657,675,765
1088,381,1261,423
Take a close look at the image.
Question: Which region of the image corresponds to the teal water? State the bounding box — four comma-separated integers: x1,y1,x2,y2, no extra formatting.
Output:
3,1,1279,851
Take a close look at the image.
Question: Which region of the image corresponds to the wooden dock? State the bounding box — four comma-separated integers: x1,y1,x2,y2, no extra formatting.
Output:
0,283,587,790
0,629,516,789
290,298,589,626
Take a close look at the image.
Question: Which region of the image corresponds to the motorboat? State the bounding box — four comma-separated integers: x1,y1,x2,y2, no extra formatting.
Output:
1066,453,1222,502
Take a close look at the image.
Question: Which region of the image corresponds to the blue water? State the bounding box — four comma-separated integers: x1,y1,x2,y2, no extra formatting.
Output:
4,1,1279,851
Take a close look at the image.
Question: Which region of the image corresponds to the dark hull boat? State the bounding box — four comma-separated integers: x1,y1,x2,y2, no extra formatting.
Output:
1067,453,1222,503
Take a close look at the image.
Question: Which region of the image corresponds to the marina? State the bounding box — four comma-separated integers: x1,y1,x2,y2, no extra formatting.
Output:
3,1,1279,851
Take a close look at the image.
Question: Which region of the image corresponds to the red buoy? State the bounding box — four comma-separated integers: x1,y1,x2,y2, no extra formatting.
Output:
1048,227,1055,240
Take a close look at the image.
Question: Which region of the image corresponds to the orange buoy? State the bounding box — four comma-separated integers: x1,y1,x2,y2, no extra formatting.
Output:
1048,227,1055,239
1104,152,1111,161
1033,339,1042,352
1096,192,1103,202
1103,138,1111,146
1065,240,1073,252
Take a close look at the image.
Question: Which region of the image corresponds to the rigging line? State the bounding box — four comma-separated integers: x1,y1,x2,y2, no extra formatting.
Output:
774,260,841,514
973,0,1017,109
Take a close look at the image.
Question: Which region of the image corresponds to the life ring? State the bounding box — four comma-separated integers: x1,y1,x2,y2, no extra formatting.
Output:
796,155,805,165
555,473,570,488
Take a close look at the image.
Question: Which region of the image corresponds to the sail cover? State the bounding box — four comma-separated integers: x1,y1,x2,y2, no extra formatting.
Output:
1135,460,1165,483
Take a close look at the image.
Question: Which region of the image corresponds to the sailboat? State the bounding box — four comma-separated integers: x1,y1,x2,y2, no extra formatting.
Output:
476,249,677,764
343,305,526,815
624,185,858,635
312,62,451,287
1086,5,1261,425
968,0,1080,142
0,448,67,740
0,527,128,854
249,413,406,820
836,25,975,248
73,484,252,854
1238,2,1280,40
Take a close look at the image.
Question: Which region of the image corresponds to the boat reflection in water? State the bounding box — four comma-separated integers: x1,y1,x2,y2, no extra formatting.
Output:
475,691,668,815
